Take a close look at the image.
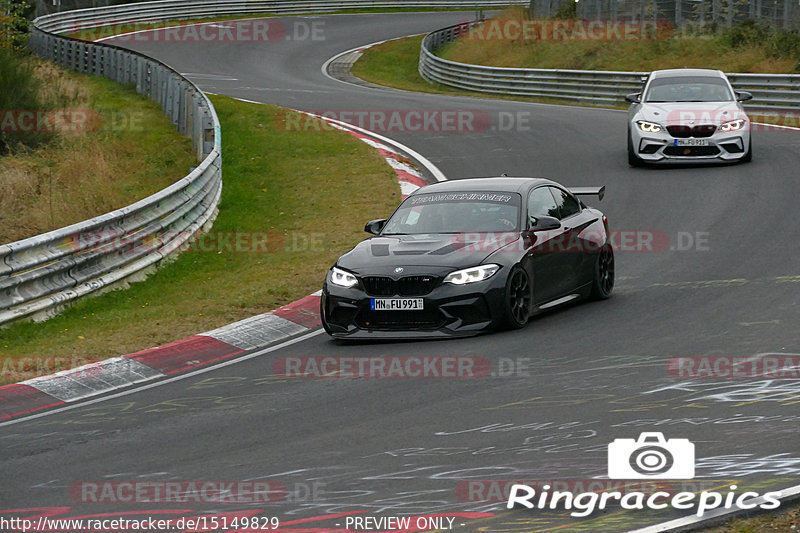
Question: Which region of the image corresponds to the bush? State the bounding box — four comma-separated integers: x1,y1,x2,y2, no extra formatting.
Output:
0,0,32,51
767,29,800,58
719,20,770,48
0,49,55,154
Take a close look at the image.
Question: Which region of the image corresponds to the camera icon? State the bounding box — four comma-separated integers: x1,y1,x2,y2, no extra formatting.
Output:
608,432,695,479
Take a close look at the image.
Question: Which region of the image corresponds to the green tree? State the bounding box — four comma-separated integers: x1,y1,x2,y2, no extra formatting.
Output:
0,0,32,50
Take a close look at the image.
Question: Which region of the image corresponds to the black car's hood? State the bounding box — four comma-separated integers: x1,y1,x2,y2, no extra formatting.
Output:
337,233,518,274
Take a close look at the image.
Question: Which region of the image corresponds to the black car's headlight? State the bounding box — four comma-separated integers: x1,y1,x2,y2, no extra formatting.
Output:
637,120,663,133
443,264,500,285
720,118,746,132
330,267,358,288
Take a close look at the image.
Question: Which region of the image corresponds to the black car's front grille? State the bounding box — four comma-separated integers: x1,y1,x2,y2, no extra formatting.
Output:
361,276,439,296
664,145,721,157
667,124,717,138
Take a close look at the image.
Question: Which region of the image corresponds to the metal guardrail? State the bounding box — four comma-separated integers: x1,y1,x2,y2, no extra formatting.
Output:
1,1,524,327
419,21,800,109
1,32,222,326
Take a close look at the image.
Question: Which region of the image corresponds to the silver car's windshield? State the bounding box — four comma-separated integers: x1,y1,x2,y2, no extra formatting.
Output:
381,192,521,235
644,76,734,103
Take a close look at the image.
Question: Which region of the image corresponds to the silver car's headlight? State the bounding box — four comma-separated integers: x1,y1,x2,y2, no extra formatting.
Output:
637,121,663,133
720,118,746,132
330,267,358,288
443,264,500,285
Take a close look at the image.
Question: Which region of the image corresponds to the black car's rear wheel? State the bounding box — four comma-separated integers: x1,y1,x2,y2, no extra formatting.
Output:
591,244,615,299
501,266,531,329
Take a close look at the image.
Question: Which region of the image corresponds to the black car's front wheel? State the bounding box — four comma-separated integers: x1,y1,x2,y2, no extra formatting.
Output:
501,266,532,329
591,244,615,299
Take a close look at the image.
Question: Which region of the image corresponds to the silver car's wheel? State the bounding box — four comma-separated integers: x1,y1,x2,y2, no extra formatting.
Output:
741,138,752,163
628,131,642,167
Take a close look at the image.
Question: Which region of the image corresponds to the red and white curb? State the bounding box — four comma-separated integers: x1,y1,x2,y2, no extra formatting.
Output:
0,292,322,421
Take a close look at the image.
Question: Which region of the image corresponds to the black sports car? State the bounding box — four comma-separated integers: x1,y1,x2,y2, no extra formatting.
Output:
321,177,613,338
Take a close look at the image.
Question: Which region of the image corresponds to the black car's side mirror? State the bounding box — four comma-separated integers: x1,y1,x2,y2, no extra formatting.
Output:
529,216,561,231
364,219,387,235
735,90,753,102
625,93,642,104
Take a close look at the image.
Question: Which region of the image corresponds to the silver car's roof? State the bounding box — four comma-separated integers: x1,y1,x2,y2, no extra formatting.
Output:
649,68,726,79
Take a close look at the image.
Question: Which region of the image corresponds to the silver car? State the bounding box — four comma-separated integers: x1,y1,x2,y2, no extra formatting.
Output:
626,69,753,165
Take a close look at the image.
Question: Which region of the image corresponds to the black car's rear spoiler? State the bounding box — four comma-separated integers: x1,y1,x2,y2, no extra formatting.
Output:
569,186,605,201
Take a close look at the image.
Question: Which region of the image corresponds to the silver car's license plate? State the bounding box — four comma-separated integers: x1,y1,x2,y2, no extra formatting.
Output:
674,138,710,147
370,298,424,311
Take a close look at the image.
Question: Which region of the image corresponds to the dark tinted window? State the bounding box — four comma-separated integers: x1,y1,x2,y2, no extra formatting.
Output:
381,192,521,234
527,187,559,220
550,187,581,219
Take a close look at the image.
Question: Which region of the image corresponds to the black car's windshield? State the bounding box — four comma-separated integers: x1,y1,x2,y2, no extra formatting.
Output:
381,191,522,235
644,76,734,102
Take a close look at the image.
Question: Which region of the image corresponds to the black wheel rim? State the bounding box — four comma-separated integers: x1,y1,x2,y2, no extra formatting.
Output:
598,246,615,295
508,270,531,325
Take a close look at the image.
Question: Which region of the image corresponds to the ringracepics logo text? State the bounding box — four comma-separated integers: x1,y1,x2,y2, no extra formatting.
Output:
506,433,782,517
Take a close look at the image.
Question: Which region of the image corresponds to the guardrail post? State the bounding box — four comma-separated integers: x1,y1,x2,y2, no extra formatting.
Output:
202,113,215,158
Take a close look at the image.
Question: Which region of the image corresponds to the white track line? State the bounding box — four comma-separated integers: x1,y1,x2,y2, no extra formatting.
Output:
627,483,800,532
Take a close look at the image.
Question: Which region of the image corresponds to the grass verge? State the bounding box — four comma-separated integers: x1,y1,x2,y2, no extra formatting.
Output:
0,54,197,243
701,498,799,532
0,96,400,385
439,7,800,73
351,9,799,112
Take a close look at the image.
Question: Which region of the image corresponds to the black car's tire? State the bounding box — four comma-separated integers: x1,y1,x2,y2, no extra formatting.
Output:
628,132,642,167
501,266,532,330
741,138,752,163
591,244,615,300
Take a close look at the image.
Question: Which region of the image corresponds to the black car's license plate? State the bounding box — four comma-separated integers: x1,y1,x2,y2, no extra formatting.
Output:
370,298,424,311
